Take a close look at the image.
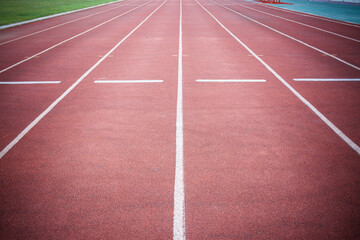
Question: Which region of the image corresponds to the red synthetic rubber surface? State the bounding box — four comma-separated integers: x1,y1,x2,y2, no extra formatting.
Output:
0,0,359,238
183,0,360,238
201,0,360,144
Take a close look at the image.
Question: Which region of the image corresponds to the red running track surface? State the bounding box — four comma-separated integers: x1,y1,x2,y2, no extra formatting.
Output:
0,0,359,238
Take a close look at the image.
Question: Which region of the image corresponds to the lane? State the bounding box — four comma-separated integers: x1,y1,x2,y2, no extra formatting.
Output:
196,0,360,145
254,1,360,28
183,0,360,238
221,0,360,43
229,0,360,40
0,0,137,43
209,0,360,68
0,1,163,151
0,0,153,72
0,0,144,46
0,0,179,238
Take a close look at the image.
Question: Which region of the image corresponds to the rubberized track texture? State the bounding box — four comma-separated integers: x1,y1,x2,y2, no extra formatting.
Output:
0,0,359,239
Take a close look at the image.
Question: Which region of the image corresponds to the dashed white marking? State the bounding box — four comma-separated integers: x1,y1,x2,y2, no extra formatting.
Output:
0,81,61,84
294,78,360,82
173,0,185,238
195,0,360,155
94,80,163,83
0,0,168,159
196,79,266,82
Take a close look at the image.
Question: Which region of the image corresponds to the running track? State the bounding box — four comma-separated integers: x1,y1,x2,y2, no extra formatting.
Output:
0,0,359,238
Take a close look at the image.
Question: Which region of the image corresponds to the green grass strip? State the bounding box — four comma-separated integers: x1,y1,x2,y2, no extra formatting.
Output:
0,0,121,26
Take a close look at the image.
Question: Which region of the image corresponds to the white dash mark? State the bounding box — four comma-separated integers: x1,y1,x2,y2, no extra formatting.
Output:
294,78,360,82
0,81,61,84
94,80,163,83
196,79,266,82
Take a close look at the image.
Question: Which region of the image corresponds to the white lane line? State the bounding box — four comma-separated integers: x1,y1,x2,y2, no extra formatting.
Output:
256,2,360,28
0,0,125,30
0,0,154,74
94,80,163,83
209,0,360,71
0,0,142,46
0,81,61,84
195,0,360,155
294,78,360,82
0,0,168,160
221,0,360,43
173,0,185,238
196,79,266,82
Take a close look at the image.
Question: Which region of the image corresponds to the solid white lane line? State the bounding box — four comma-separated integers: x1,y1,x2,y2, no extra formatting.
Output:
0,0,154,74
221,0,360,43
256,2,360,28
0,81,61,84
209,0,360,71
294,78,360,82
173,0,185,238
0,0,168,160
0,0,142,46
195,0,360,155
196,79,266,82
94,80,163,83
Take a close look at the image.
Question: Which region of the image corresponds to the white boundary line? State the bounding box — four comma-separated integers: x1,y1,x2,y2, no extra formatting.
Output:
195,0,360,155
294,78,360,82
0,81,61,84
0,0,142,46
173,0,185,238
0,0,154,75
209,0,360,71
196,79,266,82
0,0,124,30
220,0,360,43
254,1,360,27
0,0,168,159
94,80,163,83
